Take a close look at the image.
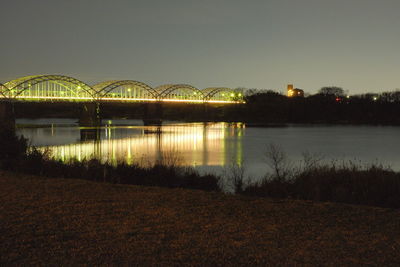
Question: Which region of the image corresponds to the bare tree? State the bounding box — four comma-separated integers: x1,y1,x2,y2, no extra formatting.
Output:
265,144,292,180
224,160,248,193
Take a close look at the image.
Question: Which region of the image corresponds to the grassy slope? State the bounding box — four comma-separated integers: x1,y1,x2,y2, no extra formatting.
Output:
1,171,399,266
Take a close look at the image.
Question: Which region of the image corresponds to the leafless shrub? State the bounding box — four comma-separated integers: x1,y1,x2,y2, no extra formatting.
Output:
224,160,248,193
155,149,184,168
299,150,324,172
265,143,293,181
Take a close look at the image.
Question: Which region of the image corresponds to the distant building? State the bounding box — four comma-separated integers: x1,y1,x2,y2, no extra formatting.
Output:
287,84,304,97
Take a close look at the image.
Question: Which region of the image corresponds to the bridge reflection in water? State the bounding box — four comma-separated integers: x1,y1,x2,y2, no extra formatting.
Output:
38,122,245,168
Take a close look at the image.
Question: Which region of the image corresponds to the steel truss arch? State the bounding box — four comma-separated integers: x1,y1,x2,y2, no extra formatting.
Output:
1,75,243,104
153,84,174,96
156,84,204,100
0,83,10,98
93,80,157,99
202,87,235,101
4,75,97,99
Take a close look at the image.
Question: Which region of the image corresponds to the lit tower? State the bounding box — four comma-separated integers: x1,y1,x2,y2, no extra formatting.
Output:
287,84,304,97
287,84,294,97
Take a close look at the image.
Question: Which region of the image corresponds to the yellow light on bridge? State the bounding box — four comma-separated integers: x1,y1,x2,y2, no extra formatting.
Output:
4,75,244,104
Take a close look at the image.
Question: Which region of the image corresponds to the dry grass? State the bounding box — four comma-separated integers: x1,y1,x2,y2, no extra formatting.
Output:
1,171,400,265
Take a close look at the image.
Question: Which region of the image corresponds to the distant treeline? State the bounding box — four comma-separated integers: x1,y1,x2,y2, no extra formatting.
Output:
12,87,400,124
241,89,400,125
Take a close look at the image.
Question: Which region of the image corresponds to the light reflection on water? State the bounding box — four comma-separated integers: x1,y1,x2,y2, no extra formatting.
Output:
17,120,246,176
16,119,400,179
54,123,244,167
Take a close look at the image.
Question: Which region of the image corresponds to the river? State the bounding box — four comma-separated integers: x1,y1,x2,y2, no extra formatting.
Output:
16,119,400,180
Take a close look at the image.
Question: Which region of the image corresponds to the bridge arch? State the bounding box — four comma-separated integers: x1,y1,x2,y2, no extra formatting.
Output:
93,80,157,100
156,84,204,101
202,87,233,101
202,87,243,102
4,75,96,100
0,83,10,98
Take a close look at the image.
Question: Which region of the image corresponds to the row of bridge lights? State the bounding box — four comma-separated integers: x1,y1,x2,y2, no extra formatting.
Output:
12,82,242,97
126,89,242,97
192,92,243,97
124,88,242,98
3,84,243,103
11,87,242,97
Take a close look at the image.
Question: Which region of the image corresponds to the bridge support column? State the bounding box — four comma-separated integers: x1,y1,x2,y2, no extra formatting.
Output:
79,102,101,127
203,103,212,121
143,102,163,126
80,128,101,141
0,101,16,132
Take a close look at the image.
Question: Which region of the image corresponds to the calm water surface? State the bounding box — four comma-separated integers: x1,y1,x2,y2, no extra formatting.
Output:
16,119,400,179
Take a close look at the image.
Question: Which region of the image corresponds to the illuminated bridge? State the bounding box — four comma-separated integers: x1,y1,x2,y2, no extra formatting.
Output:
0,75,244,104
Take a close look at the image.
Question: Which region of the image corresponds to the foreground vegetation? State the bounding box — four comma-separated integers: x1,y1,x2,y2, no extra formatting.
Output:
1,171,400,265
242,163,400,209
0,129,221,192
2,129,400,209
236,145,400,209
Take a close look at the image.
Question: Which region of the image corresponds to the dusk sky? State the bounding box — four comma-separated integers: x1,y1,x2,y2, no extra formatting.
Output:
1,0,399,94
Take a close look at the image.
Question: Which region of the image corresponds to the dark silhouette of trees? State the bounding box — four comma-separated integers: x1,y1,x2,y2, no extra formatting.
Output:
379,90,400,103
241,88,400,125
245,90,290,123
0,129,28,170
318,86,345,96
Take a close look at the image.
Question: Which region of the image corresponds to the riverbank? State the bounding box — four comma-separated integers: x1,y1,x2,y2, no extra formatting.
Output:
1,171,399,265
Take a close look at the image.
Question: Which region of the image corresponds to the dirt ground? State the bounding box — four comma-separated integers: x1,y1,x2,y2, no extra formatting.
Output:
1,171,399,265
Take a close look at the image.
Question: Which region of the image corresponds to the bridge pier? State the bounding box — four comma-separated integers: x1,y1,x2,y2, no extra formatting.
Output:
203,103,210,121
80,128,101,141
79,102,101,127
0,101,16,132
143,102,163,126
203,103,218,121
